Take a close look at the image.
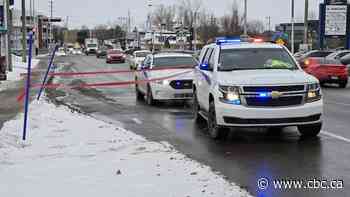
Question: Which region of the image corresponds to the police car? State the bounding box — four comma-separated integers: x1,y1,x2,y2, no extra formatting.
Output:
193,37,323,139
135,52,197,105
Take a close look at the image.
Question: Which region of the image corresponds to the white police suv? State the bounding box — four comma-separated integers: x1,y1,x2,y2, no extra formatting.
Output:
135,52,197,105
193,38,323,139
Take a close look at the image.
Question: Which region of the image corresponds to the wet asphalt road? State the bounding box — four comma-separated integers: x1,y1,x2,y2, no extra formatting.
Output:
47,55,350,197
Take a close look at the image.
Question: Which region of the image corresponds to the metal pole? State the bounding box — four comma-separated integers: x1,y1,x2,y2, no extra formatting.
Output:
21,0,27,63
50,0,53,45
5,0,13,71
304,0,309,45
193,12,197,51
22,32,34,141
244,0,248,35
37,45,58,100
291,0,295,54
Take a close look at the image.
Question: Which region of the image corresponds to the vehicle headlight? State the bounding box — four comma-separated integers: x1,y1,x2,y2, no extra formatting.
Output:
219,85,241,105
155,80,169,85
306,83,322,103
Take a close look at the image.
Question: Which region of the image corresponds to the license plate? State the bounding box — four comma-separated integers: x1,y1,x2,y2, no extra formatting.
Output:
331,76,339,80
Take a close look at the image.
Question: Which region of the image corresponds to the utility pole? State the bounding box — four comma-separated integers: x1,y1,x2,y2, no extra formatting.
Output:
5,0,13,71
304,0,309,45
291,0,295,54
244,0,248,35
266,16,271,31
21,0,27,63
49,0,53,47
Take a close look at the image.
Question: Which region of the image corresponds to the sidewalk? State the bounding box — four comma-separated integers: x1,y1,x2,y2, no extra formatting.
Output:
0,98,251,197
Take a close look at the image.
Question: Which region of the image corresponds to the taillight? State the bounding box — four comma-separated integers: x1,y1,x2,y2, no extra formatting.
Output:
304,59,310,66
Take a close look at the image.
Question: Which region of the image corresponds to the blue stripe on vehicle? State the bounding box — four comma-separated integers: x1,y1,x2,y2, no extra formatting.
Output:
199,70,211,85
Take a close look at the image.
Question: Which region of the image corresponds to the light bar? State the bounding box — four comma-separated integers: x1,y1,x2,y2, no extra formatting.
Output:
216,37,241,45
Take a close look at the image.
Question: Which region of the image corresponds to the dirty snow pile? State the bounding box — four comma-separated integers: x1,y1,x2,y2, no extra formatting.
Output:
0,99,251,197
0,55,40,92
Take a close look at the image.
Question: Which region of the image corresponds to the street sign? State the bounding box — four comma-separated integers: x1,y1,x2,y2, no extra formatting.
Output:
276,38,285,46
325,5,347,36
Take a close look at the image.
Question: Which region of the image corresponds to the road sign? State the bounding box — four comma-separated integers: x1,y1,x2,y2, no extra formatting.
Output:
276,38,285,46
325,5,348,36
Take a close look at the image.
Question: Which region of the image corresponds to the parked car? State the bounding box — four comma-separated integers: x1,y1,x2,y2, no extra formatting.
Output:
56,47,67,57
135,52,197,105
72,48,83,55
106,49,126,64
302,57,348,88
340,53,350,75
326,50,350,60
129,50,151,70
96,47,108,58
296,50,333,68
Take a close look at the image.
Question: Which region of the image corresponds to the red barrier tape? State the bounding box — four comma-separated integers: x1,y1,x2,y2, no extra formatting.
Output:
16,70,192,103
20,66,194,77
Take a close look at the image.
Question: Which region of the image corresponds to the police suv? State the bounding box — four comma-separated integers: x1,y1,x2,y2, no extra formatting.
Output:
135,52,197,105
193,38,323,139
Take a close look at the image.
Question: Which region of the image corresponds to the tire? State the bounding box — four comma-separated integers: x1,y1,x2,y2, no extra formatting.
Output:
208,101,229,140
135,79,144,101
193,90,205,125
146,85,156,106
339,81,348,88
298,123,322,137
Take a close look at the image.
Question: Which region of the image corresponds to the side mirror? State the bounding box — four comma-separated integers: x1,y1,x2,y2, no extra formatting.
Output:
199,62,211,71
340,55,350,65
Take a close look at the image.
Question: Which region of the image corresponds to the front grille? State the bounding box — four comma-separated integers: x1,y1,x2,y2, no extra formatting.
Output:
170,80,193,89
245,96,303,107
174,93,193,98
243,85,305,92
223,114,321,125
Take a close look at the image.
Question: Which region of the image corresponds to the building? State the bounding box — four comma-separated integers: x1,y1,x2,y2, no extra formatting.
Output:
276,20,320,51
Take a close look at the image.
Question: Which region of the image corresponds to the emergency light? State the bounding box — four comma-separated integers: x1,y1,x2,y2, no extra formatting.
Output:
216,37,241,45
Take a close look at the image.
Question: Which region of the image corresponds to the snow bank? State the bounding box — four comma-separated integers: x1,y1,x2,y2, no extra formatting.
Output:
0,55,40,92
0,99,251,197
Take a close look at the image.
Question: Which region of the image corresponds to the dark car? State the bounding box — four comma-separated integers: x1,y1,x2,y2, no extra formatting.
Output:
106,49,126,64
96,47,108,58
296,50,333,68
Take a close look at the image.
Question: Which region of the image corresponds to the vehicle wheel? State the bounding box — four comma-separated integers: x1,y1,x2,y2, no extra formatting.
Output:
135,79,144,101
193,90,205,125
208,101,229,140
298,123,322,137
146,85,156,106
339,81,348,88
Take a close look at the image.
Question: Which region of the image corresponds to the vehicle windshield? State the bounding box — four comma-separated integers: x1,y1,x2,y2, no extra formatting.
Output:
87,44,97,48
108,50,123,54
153,56,197,68
219,48,298,71
135,52,151,57
307,51,332,58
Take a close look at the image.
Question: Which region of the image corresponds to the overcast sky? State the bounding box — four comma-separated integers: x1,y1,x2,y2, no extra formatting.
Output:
16,0,325,29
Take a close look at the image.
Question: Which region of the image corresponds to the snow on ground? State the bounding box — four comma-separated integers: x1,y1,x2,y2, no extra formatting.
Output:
0,55,40,92
0,99,251,197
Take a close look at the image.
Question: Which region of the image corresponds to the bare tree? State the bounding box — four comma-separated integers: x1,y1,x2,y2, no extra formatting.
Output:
247,19,265,35
197,11,220,44
177,0,202,27
152,4,176,31
220,0,242,36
